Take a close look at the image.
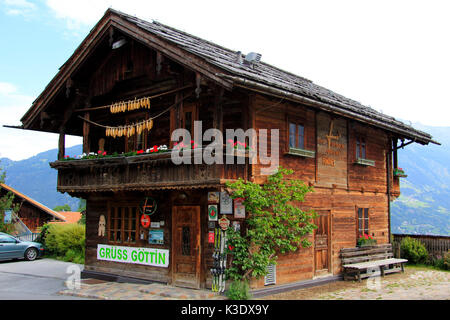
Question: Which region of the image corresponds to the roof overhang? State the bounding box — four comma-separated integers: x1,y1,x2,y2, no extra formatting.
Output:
20,8,233,131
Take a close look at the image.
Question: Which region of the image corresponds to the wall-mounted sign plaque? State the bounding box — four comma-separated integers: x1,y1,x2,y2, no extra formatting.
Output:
208,192,220,203
208,205,218,221
141,214,151,228
218,215,230,231
220,192,233,214
234,198,246,218
140,197,157,216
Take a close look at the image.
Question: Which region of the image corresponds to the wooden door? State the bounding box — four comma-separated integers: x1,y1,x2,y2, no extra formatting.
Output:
172,206,201,288
314,210,331,275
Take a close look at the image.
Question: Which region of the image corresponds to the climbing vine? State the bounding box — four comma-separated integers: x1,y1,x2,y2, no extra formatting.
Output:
225,166,317,281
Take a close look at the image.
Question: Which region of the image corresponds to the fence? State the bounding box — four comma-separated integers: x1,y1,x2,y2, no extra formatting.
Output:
16,233,40,242
392,233,450,258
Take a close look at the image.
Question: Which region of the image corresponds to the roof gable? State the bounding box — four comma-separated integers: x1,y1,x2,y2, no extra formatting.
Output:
0,183,66,221
20,8,437,145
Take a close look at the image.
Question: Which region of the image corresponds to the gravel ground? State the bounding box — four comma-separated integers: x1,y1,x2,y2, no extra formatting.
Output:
262,266,450,300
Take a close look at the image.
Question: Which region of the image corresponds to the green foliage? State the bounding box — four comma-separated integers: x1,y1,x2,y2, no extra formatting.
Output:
0,165,18,234
444,251,450,270
44,223,85,263
225,166,316,281
77,199,86,225
77,199,86,212
225,280,252,300
35,223,50,244
53,204,72,212
400,237,428,264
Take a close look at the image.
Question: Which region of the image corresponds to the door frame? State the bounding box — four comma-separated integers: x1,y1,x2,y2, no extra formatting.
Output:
313,209,332,276
171,205,201,288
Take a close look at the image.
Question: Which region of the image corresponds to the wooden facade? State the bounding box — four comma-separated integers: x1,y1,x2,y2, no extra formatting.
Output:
18,9,437,290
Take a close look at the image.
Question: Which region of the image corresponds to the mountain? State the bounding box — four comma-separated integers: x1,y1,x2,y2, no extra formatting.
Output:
0,125,448,236
0,144,83,211
391,123,450,236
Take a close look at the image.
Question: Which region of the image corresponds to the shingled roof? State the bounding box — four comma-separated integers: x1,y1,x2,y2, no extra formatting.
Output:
113,9,437,145
20,8,438,146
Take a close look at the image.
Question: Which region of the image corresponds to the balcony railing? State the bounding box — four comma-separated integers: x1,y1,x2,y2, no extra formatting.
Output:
50,149,250,195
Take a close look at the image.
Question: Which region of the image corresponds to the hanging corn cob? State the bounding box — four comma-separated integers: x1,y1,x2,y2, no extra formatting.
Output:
108,95,153,114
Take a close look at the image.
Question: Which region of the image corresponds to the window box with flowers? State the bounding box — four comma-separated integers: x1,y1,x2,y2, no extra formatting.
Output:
226,139,253,157
393,168,407,178
357,234,377,247
61,145,170,161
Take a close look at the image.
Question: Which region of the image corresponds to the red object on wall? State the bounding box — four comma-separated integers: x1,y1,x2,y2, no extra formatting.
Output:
141,214,151,228
208,231,215,244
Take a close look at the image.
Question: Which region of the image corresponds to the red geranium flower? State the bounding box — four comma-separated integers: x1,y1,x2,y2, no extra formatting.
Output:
137,150,144,154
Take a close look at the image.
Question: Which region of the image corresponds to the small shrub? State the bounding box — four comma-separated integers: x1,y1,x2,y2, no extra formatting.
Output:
44,223,85,263
35,223,50,244
226,280,252,300
443,251,450,270
400,237,428,264
64,248,84,264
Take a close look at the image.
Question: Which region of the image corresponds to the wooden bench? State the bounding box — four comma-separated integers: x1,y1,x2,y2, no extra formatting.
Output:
340,243,408,282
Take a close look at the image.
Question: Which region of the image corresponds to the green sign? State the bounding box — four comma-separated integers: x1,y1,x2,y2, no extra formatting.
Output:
97,244,169,268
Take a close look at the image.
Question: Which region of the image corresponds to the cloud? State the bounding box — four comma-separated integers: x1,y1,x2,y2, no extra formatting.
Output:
0,81,81,160
2,0,37,16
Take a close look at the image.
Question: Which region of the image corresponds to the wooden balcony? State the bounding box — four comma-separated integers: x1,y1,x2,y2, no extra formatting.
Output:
50,150,250,196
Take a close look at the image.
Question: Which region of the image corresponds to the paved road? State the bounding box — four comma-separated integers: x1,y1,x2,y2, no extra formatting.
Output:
0,258,91,300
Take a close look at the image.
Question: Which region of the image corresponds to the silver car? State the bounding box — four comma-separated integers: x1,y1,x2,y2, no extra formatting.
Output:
0,232,44,261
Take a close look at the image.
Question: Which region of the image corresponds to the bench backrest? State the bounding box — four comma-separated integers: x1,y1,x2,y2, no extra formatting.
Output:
340,244,393,265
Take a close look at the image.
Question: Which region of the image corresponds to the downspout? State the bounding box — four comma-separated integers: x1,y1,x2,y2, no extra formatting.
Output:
387,139,392,244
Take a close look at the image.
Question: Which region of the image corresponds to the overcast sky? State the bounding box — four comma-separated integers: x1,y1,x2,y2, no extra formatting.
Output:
0,0,449,160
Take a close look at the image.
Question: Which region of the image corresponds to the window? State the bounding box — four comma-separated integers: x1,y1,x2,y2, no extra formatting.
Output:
289,122,305,150
0,235,16,243
108,205,139,244
182,105,197,138
125,115,147,152
357,208,369,237
356,137,366,159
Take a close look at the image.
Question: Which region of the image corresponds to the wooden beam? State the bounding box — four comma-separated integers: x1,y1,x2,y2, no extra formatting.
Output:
58,128,65,160
83,112,90,154
213,87,224,132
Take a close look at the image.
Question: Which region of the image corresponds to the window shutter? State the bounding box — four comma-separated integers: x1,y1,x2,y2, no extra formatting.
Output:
264,264,276,286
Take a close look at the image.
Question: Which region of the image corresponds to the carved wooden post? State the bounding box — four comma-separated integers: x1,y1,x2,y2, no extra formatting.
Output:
83,112,90,154
58,127,65,160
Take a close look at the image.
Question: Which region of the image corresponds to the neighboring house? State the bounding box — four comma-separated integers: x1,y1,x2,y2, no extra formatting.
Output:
50,211,82,225
16,9,438,290
0,183,65,233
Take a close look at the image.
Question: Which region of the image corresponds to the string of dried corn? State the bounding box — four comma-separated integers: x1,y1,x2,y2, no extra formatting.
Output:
109,96,151,114
105,119,154,138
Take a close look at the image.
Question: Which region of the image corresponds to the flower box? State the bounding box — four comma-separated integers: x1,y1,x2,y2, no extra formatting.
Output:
286,148,316,158
355,158,375,167
357,234,377,247
393,168,407,178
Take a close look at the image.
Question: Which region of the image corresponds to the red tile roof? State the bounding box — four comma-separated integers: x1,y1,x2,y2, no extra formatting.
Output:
50,211,82,224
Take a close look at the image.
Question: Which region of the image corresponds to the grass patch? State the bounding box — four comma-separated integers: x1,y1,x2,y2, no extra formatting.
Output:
406,264,450,273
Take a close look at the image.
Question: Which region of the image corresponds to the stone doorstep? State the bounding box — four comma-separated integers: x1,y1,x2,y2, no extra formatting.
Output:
60,279,223,300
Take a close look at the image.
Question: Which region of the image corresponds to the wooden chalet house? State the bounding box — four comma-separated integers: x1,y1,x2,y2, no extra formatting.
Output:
17,9,437,289
1,184,65,233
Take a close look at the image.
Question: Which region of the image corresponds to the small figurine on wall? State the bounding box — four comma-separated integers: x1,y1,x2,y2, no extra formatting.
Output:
98,214,106,237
